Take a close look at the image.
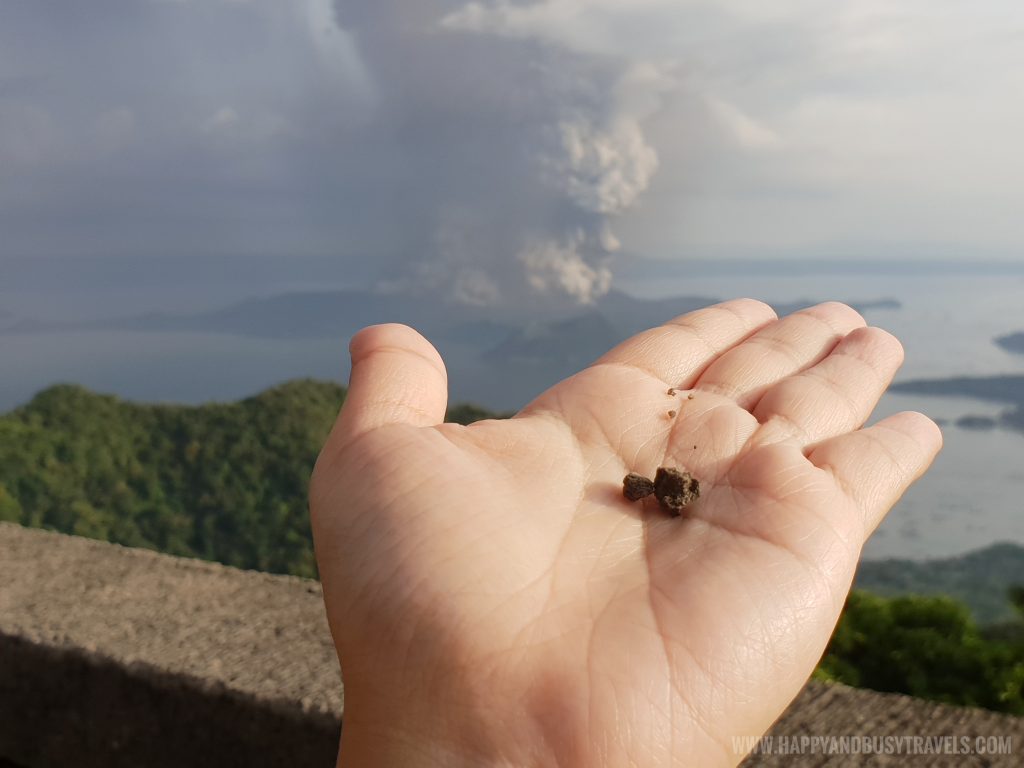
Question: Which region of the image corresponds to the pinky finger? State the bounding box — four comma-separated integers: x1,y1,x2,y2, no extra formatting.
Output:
806,411,943,535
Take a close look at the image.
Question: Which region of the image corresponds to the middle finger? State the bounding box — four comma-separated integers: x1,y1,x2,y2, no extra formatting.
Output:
694,302,865,409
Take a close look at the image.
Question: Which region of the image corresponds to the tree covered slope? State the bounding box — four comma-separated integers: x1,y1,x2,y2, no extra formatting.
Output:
0,381,354,576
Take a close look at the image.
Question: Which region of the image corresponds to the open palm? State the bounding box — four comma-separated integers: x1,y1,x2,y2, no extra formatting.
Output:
310,299,941,767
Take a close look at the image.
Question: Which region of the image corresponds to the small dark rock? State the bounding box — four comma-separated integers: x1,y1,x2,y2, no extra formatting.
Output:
623,473,655,501
653,467,700,516
623,468,701,516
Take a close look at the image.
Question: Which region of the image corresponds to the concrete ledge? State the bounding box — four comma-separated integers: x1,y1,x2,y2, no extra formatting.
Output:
0,522,341,767
2,522,1023,767
0,634,337,767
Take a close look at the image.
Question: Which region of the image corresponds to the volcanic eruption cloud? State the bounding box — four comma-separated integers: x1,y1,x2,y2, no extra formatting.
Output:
333,0,674,305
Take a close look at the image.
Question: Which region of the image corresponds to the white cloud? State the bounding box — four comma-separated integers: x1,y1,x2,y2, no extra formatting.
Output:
548,117,659,214
303,0,373,98
586,0,1024,258
517,231,613,304
706,99,781,152
332,0,680,304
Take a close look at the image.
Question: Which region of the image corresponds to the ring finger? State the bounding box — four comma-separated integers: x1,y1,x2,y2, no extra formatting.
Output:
750,325,905,447
694,302,866,408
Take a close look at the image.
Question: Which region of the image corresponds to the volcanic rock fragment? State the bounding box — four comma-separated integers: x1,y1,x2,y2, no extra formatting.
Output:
622,467,700,516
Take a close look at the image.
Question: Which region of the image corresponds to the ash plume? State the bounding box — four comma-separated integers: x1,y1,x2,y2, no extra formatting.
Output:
333,0,672,305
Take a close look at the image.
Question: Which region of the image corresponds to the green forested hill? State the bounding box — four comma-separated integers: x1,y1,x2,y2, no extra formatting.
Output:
0,381,511,577
0,381,508,577
0,381,351,576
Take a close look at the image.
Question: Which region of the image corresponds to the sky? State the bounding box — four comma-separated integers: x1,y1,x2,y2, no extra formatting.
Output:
2,0,1023,306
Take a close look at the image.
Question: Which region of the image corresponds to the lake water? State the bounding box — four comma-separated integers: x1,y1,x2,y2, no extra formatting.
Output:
3,268,1024,561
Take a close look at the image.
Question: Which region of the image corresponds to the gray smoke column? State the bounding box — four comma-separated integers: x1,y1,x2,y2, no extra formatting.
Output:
333,0,672,305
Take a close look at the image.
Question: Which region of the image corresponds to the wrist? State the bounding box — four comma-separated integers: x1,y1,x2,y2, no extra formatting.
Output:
337,708,525,768
334,659,733,768
338,723,507,768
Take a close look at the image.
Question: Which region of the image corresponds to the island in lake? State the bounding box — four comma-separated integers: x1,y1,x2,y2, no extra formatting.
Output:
996,331,1024,356
889,374,1024,435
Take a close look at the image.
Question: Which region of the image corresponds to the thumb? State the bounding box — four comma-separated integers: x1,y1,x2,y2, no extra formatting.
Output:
334,323,449,442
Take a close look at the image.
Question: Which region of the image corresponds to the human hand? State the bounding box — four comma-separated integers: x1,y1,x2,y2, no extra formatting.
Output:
310,300,942,767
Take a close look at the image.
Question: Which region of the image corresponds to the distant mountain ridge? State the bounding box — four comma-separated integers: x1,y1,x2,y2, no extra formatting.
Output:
3,287,903,359
1,290,904,410
856,543,1024,624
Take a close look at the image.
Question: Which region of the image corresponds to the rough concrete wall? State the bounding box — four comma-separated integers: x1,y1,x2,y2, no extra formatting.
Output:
2,522,1023,767
0,523,342,767
0,633,338,768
